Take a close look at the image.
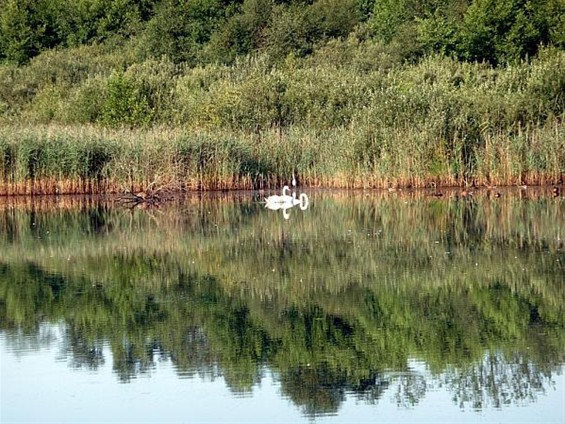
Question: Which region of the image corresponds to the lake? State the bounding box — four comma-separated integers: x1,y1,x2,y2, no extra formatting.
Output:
1,188,564,423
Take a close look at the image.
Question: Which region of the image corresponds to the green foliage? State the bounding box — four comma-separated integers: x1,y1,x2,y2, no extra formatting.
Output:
1,47,564,190
265,4,313,59
356,0,377,21
141,0,229,64
262,0,363,60
1,0,564,67
60,76,107,124
0,0,43,64
369,0,459,61
416,10,459,56
371,0,413,43
546,0,565,47
309,0,359,39
3,132,118,183
204,0,273,63
459,0,561,64
100,71,153,127
0,0,156,64
369,0,565,64
1,1,565,188
58,0,149,46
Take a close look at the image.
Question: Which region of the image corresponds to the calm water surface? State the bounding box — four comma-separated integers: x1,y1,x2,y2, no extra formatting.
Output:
1,189,564,423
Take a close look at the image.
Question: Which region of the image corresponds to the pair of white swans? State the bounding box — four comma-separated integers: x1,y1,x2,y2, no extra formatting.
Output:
265,185,309,219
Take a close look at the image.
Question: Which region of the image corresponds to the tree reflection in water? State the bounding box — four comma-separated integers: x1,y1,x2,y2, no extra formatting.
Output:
0,190,563,416
445,351,555,409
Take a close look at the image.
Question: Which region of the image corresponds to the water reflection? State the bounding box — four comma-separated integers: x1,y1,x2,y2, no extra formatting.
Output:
0,190,563,419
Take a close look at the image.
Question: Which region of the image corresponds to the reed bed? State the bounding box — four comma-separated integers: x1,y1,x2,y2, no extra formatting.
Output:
0,122,563,195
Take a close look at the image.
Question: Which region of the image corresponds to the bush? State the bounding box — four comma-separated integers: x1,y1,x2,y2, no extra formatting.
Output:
416,11,459,56
61,76,107,124
100,71,153,127
59,0,151,46
0,43,133,120
309,0,360,40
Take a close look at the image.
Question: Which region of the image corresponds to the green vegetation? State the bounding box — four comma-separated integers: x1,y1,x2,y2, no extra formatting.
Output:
2,0,564,66
1,0,564,192
0,193,564,414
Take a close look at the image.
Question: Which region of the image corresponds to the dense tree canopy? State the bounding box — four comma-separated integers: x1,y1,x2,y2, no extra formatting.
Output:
1,0,563,65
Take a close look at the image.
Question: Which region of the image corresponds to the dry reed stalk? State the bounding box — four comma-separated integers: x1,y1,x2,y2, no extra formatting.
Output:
0,171,562,196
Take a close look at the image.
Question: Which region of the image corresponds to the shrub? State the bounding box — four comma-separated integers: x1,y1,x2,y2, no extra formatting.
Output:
100,71,153,127
61,76,107,124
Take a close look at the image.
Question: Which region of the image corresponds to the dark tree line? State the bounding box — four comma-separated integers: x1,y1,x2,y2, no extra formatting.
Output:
1,0,564,66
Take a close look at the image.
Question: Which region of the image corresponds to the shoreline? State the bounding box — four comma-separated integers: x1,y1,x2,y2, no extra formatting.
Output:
0,177,563,196
0,184,561,207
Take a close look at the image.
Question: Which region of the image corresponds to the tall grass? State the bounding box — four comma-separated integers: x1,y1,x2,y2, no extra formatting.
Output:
0,43,564,193
0,122,563,195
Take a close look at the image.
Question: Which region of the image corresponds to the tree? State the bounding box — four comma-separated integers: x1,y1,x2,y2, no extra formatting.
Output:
0,0,158,63
459,0,556,64
55,0,153,46
265,4,313,59
0,0,42,63
143,0,230,64
309,0,360,40
205,0,273,63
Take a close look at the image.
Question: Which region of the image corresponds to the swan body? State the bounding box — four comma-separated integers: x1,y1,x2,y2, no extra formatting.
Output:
264,186,293,206
264,184,309,219
264,199,292,210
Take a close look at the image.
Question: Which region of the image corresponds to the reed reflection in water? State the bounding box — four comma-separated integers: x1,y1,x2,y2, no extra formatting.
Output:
0,188,563,420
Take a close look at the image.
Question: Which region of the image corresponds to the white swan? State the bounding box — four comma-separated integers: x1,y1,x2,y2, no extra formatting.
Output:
264,182,308,220
264,190,294,220
265,185,293,205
